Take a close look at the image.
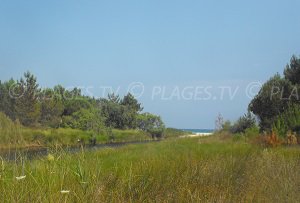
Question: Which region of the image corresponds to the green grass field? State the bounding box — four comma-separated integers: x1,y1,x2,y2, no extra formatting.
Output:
0,134,299,202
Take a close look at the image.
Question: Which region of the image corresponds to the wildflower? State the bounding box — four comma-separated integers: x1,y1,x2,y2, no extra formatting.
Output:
16,175,26,180
47,154,55,161
60,190,70,194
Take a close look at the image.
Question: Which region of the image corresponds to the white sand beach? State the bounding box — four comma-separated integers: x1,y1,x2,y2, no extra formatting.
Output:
180,132,213,138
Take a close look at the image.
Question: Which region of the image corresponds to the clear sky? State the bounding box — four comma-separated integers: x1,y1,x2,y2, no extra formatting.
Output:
1,0,300,129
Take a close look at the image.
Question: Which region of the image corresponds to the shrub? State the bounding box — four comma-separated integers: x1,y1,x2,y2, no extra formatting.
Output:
230,112,256,134
136,113,165,139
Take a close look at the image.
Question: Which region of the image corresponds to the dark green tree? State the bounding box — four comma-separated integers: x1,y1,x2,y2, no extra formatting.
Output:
15,72,41,126
284,55,300,85
0,72,166,137
249,74,294,130
39,88,64,128
0,79,17,120
121,93,143,112
100,97,125,129
272,104,300,137
121,93,143,129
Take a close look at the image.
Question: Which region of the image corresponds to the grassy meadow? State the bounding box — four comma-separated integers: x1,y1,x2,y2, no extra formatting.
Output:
0,134,299,202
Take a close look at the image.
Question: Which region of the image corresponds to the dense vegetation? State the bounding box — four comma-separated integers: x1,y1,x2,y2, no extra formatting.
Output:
1,135,299,202
222,55,300,146
249,55,300,131
0,72,169,147
0,112,151,148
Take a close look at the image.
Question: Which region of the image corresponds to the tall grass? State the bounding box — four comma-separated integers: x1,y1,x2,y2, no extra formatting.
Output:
0,136,299,202
0,112,24,147
21,128,150,147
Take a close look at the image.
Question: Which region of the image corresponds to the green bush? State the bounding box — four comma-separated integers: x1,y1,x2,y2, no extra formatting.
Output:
231,112,256,134
272,104,300,138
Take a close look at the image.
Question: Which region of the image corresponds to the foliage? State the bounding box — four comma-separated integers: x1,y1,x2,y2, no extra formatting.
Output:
220,113,257,137
39,88,64,128
272,104,300,138
249,55,300,131
0,79,17,120
136,113,165,138
99,93,143,129
121,93,143,113
284,55,300,85
249,74,294,130
230,112,256,134
62,107,104,132
0,72,165,142
15,72,41,126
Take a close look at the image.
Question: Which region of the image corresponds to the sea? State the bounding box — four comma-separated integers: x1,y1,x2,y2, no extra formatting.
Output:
181,129,214,134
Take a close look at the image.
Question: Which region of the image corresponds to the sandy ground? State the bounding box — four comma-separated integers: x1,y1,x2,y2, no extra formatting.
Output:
180,133,213,138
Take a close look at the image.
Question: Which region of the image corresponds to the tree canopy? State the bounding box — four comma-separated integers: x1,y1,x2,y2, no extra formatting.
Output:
0,72,165,138
249,55,300,131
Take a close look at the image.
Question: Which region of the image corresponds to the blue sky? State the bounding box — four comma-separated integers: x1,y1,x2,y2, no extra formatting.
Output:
1,0,300,128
